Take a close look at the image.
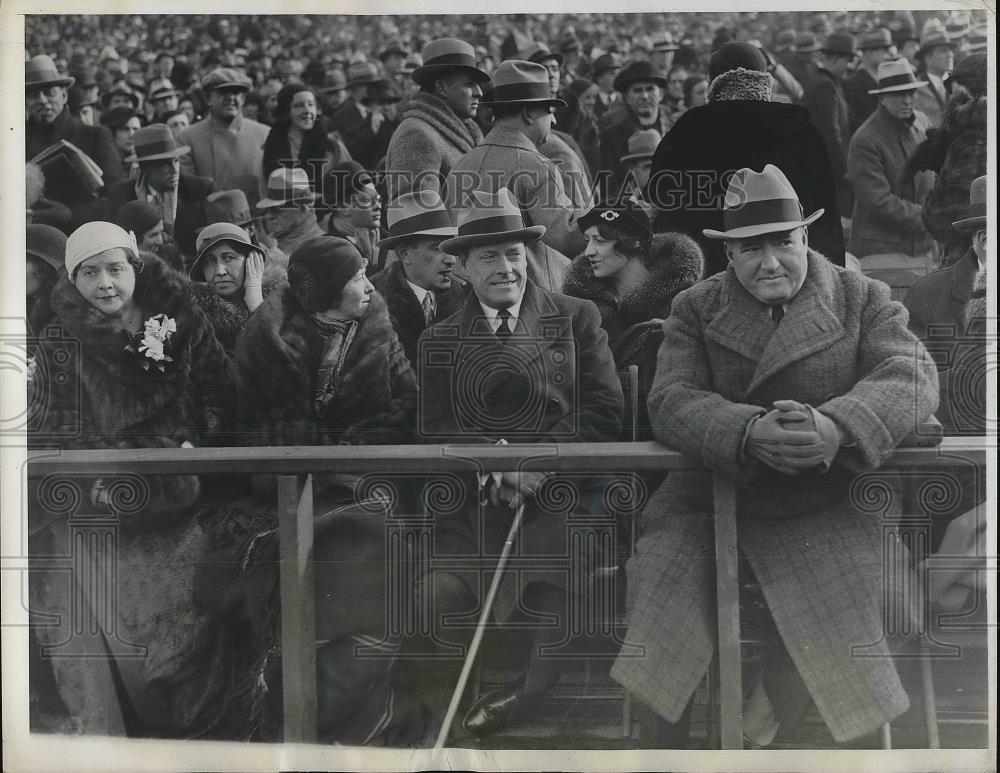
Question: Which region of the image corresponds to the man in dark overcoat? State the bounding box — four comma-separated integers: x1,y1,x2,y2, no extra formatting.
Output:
612,164,939,745
102,124,213,259
370,190,467,370
415,188,623,738
25,55,124,230
844,27,895,133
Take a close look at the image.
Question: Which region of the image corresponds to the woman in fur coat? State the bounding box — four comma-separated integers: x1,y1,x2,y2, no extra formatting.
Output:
186,222,284,354
29,222,238,737
563,199,704,438
198,236,424,746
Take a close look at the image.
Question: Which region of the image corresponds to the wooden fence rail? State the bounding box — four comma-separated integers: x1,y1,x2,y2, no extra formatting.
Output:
25,438,989,748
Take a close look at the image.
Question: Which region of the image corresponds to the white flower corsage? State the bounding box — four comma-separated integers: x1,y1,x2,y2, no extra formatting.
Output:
124,313,176,372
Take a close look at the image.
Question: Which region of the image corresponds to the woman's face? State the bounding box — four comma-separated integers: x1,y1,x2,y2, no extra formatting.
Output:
348,184,382,229
667,68,688,101
688,78,708,108
114,117,142,153
290,90,317,132
201,242,247,298
26,256,49,298
73,248,136,316
180,99,196,122
579,84,600,113
140,220,165,250
328,266,373,320
583,225,630,281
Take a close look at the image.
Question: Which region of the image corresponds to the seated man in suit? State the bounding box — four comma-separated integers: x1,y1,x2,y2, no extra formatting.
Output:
103,124,213,260
371,190,467,371
414,188,624,739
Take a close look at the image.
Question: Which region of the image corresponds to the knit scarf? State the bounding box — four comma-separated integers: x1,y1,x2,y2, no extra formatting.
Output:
310,315,358,419
400,92,483,154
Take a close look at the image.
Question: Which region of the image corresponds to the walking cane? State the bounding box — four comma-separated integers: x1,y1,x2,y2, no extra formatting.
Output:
433,500,528,750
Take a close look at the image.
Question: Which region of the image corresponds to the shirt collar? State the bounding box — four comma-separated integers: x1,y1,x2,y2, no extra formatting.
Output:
406,278,432,305
478,297,524,332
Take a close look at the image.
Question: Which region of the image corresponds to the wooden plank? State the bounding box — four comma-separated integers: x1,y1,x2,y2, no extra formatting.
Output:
712,473,743,750
278,474,317,743
24,438,988,476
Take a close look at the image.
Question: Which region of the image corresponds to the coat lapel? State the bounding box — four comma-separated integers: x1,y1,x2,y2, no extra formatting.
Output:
704,269,775,365
748,253,846,394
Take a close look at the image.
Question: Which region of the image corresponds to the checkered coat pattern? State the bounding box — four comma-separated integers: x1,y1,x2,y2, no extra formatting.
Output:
611,251,939,742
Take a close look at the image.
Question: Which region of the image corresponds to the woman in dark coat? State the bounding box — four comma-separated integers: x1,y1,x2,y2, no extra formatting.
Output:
29,221,237,737
200,236,423,746
261,82,344,189
646,42,844,275
562,199,704,438
25,223,65,335
185,222,283,354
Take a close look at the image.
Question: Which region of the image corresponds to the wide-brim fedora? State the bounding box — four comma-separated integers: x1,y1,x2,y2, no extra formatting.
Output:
703,164,824,240
440,188,546,254
204,189,253,228
26,55,75,89
190,222,264,279
27,223,68,271
952,175,987,230
361,79,402,105
819,33,857,58
377,190,458,248
479,60,567,108
520,43,564,67
257,168,320,210
613,60,667,92
867,58,928,94
412,38,491,87
858,28,895,51
125,123,191,163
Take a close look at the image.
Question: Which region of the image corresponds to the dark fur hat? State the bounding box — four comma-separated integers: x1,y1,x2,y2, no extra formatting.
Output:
287,236,365,312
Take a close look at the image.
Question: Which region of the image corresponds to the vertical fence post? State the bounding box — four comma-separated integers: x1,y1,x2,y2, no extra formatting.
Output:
712,473,743,749
278,474,317,743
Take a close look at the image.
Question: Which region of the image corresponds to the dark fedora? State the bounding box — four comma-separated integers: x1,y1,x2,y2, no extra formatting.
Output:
440,188,545,255
125,123,190,164
346,61,380,88
27,224,68,271
361,79,402,105
412,38,491,88
378,41,409,62
479,60,566,108
820,32,857,58
613,60,667,92
858,27,894,51
794,32,820,54
100,82,140,110
204,189,253,228
519,42,564,67
25,55,75,90
591,53,622,77
952,175,986,230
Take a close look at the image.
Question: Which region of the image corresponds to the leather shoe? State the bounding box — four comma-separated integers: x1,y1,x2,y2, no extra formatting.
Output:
462,684,529,737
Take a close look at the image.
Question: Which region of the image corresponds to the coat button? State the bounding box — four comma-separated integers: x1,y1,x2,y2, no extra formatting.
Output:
547,398,560,413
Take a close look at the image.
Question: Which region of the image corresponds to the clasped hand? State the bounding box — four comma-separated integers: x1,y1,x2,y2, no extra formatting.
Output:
487,470,547,510
747,400,841,475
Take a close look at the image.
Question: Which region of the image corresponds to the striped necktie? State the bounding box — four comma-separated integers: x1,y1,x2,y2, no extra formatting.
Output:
421,292,435,326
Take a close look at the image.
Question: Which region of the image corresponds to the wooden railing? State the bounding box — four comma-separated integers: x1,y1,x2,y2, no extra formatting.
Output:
26,437,989,749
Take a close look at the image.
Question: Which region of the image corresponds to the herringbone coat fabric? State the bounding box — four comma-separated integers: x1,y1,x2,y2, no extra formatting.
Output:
611,251,939,742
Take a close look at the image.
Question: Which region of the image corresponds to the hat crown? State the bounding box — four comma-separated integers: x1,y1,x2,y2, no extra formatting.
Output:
385,190,450,230
266,167,314,195
347,61,379,83
723,164,800,211
205,189,252,225
421,37,477,64
26,54,74,87
626,129,661,156
822,32,856,54
202,67,250,91
859,27,894,49
456,188,525,231
875,57,918,85
65,221,138,275
491,59,550,90
969,175,987,207
196,222,252,253
519,42,557,63
132,123,177,153
27,223,68,269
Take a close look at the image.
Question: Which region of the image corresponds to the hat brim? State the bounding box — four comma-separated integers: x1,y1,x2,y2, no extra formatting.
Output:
867,80,928,94
703,209,824,240
412,63,491,87
479,96,567,108
377,226,458,248
620,151,655,164
951,215,986,230
189,237,265,279
27,76,76,89
126,145,191,163
614,75,669,92
529,52,565,66
256,193,321,210
440,225,546,255
819,48,856,57
206,82,251,92
917,40,958,57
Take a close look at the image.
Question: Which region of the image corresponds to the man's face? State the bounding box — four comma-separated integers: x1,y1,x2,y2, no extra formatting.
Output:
539,56,561,98
437,73,483,120
972,227,987,264
726,228,809,305
259,205,306,239
399,237,457,291
142,157,180,192
625,81,662,123
651,50,674,72
26,84,68,124
166,112,190,135
323,87,348,112
823,53,853,77
153,93,179,113
880,89,917,121
525,106,556,145
629,158,653,190
666,68,687,101
209,86,246,121
924,45,955,75
595,70,617,93
861,47,891,71
464,239,527,309
347,183,382,230
900,41,921,67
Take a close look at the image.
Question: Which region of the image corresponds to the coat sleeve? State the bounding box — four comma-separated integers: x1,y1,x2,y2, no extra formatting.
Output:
848,128,925,236
538,299,624,443
646,286,765,481
516,155,586,258
818,278,940,470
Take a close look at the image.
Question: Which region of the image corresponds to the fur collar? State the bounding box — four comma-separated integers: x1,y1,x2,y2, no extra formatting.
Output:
708,67,772,103
402,92,483,153
562,231,704,345
908,94,987,175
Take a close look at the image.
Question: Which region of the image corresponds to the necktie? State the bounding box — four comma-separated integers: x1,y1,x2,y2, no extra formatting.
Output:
771,305,785,324
421,292,435,326
496,308,513,342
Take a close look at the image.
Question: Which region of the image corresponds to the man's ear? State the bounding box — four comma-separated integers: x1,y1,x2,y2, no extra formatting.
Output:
801,226,809,250
723,241,734,263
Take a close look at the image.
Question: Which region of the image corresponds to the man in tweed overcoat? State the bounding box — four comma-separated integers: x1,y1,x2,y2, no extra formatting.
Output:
611,165,939,744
